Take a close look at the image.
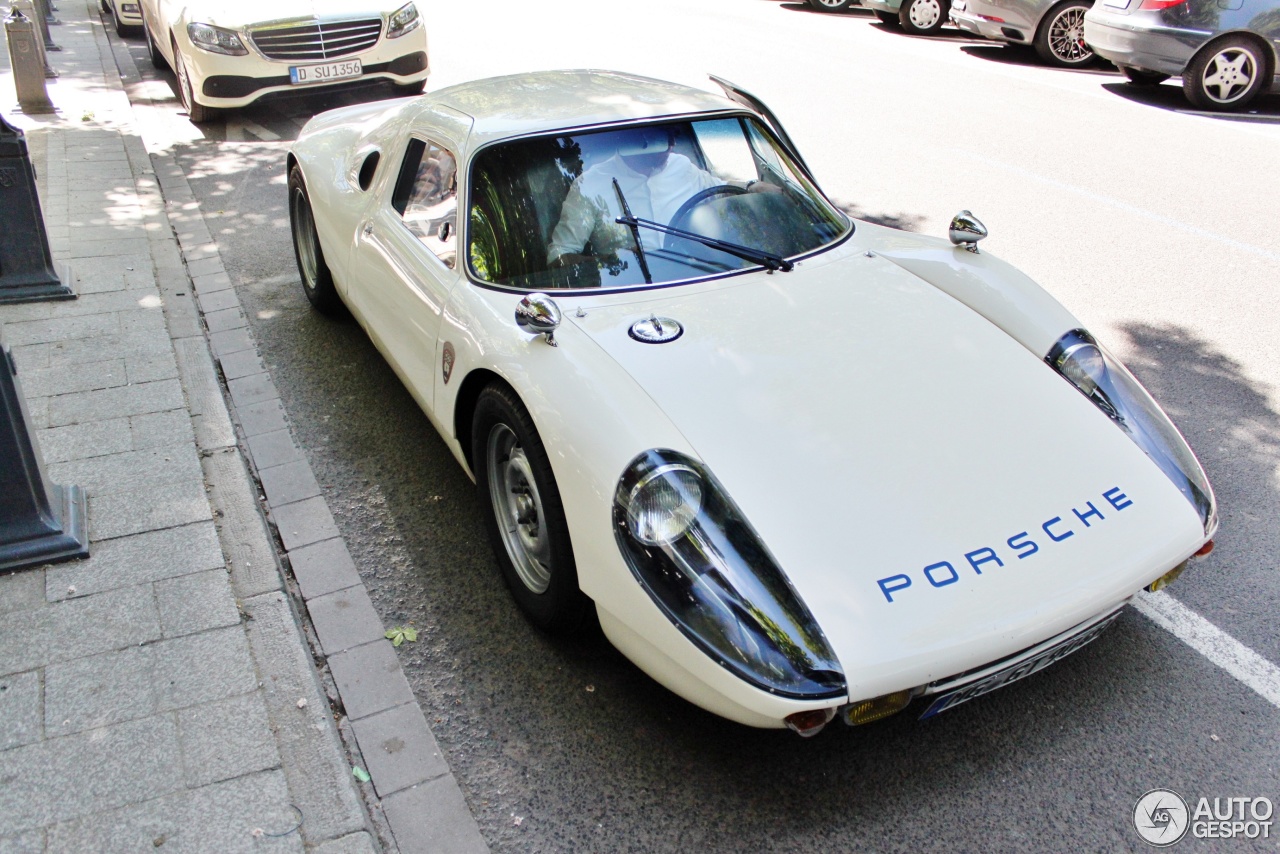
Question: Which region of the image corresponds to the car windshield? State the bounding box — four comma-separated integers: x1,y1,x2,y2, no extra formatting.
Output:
467,116,849,290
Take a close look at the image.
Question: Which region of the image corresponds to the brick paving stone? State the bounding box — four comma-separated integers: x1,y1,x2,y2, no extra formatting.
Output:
177,691,279,787
1,313,118,347
44,646,155,737
327,641,415,722
125,351,180,384
186,256,224,278
247,428,304,472
216,347,265,381
129,409,195,449
148,626,259,713
0,584,161,675
204,306,248,334
197,287,241,315
311,832,379,854
46,377,184,427
36,417,133,464
48,441,201,496
381,776,489,854
0,671,43,751
88,478,212,541
209,326,255,358
236,397,288,437
0,569,47,616
0,829,45,853
307,586,385,657
272,497,341,552
227,372,278,409
46,521,223,601
155,569,241,638
289,538,362,602
259,459,322,508
350,701,449,797
0,715,185,837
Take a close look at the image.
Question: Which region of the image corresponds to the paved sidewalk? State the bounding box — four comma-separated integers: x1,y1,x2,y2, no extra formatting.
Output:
1,4,484,853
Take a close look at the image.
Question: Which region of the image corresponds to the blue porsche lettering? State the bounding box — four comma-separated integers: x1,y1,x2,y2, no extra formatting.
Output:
965,547,1003,574
879,487,1135,603
1007,531,1039,559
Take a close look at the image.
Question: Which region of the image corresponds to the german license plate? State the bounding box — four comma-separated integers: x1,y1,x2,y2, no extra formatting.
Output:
289,59,362,85
920,610,1123,719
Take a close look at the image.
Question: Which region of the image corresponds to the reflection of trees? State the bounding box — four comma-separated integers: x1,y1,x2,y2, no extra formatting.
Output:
1170,1,1219,32
468,136,582,284
1248,7,1280,30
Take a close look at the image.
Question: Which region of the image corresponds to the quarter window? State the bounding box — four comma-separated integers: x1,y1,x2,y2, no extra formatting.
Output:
393,137,458,269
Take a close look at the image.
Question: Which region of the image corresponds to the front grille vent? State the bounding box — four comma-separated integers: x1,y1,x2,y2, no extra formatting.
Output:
250,18,382,61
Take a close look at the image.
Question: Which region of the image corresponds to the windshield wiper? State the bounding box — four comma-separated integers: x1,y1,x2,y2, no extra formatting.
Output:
614,214,793,272
612,179,653,285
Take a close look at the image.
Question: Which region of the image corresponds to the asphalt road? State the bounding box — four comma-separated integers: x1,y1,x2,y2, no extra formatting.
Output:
112,0,1280,849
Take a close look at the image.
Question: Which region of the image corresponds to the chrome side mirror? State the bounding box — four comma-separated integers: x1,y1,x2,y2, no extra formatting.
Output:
949,210,988,254
515,293,561,347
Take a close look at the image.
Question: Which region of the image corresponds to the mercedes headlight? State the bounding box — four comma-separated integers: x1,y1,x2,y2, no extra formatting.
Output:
386,2,420,38
614,450,845,699
1047,329,1216,534
186,22,248,56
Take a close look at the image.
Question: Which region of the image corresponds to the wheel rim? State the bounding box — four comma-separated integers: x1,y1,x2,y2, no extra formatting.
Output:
290,189,319,289
1047,7,1091,63
486,423,552,594
176,53,195,113
817,0,846,6
908,0,942,29
1201,47,1257,104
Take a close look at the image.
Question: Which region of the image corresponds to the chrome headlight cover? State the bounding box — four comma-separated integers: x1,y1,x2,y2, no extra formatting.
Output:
386,2,421,38
186,22,249,56
1047,329,1216,534
614,450,846,700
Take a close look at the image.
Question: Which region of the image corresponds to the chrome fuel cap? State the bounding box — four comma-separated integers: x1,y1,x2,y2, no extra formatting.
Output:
629,315,683,344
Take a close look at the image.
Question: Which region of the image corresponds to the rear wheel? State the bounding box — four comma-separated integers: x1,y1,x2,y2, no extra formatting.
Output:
874,9,900,23
899,0,947,35
1182,35,1268,111
287,165,342,315
1120,66,1170,85
806,0,855,9
1034,2,1094,67
472,384,589,634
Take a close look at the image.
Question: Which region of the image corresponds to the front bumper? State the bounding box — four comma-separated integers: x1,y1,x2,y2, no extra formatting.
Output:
1083,10,1201,75
181,26,429,110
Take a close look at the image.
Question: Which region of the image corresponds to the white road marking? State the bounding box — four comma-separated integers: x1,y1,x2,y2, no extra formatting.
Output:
1134,590,1280,710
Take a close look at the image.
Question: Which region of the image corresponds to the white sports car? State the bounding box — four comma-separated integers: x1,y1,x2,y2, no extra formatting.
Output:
287,70,1216,736
139,0,428,123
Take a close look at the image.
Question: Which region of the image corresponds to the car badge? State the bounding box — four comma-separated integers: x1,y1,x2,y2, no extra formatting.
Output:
629,315,683,344
441,341,456,384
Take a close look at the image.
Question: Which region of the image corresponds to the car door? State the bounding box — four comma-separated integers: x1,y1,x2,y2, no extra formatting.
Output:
348,135,462,413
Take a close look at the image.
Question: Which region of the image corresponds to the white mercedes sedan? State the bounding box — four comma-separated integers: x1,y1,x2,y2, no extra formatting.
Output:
286,70,1217,737
140,0,428,122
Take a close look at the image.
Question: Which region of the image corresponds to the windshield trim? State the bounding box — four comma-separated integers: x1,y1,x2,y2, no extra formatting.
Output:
460,111,853,295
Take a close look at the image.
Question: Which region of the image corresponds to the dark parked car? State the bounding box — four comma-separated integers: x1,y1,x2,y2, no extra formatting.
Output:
1085,0,1280,110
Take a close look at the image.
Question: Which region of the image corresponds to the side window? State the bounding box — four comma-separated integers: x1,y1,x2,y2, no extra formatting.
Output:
392,137,458,269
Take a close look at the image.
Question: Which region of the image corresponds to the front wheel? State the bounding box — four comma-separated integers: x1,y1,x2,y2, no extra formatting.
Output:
1121,66,1170,86
1182,36,1268,111
472,384,589,634
174,48,215,124
899,0,948,35
806,0,855,10
287,166,342,314
1034,2,1094,67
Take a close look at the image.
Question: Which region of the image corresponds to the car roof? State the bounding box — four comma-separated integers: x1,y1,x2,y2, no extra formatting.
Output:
423,70,744,144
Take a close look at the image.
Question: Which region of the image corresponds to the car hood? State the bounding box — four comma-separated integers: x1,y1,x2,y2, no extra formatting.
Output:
188,0,396,29
568,243,1205,698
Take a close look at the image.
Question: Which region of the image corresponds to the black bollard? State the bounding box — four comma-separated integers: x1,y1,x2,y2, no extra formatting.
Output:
0,336,89,572
0,114,72,303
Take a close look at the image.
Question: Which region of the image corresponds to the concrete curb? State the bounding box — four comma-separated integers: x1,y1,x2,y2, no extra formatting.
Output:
98,11,488,854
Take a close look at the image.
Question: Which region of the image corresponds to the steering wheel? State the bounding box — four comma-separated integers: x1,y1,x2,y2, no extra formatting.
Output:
664,184,748,248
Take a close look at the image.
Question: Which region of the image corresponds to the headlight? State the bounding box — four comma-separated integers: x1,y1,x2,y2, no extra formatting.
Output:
186,22,248,56
1048,329,1216,534
614,450,845,699
386,2,420,38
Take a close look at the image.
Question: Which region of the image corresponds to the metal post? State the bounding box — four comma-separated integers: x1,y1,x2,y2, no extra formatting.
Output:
0,114,71,300
32,0,61,53
0,335,90,572
4,8,55,112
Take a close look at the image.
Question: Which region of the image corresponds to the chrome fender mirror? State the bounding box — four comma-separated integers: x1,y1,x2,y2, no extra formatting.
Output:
515,293,561,347
949,210,988,253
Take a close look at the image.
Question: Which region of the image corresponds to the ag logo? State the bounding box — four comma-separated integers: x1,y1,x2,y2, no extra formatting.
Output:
1134,789,1190,847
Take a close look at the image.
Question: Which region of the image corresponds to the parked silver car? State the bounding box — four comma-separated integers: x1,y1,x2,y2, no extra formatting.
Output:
1085,0,1280,110
951,0,1097,66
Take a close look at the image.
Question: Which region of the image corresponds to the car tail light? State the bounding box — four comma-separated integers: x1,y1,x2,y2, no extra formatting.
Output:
1138,0,1186,9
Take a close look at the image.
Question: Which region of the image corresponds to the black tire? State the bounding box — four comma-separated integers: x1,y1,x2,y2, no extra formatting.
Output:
1120,66,1170,86
174,45,215,124
806,0,854,10
287,165,342,315
472,384,589,634
874,9,900,24
1182,35,1269,111
112,6,137,37
899,0,948,35
392,79,426,96
1034,1,1094,67
99,0,109,13
145,23,165,69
